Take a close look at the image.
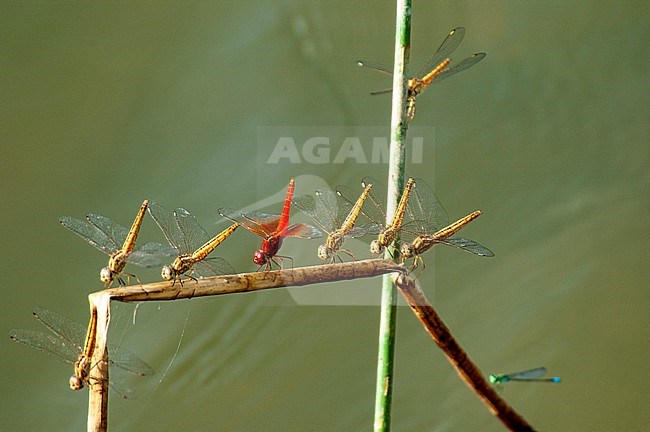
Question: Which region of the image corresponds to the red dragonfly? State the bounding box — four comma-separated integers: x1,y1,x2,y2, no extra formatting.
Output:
219,178,323,270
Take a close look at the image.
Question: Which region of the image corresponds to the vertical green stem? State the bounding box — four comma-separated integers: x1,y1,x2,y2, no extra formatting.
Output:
373,1,411,431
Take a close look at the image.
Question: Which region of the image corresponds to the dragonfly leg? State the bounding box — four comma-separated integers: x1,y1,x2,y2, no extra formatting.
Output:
339,248,356,262
124,272,142,286
273,255,294,271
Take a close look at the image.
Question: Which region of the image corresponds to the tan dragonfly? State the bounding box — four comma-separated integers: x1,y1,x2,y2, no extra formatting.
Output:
292,183,373,262
10,307,153,399
358,26,486,121
147,201,238,284
399,179,494,269
337,177,415,255
60,199,170,287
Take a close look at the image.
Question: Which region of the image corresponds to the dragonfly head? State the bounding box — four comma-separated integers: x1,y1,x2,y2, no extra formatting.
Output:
370,240,384,255
317,244,332,261
400,243,414,258
100,267,113,284
161,265,175,281
69,374,84,391
253,250,268,266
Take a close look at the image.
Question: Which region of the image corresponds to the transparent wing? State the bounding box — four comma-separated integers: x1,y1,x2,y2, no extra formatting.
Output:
137,242,178,257
337,181,386,232
173,208,212,254
431,52,486,84
193,256,237,278
147,201,184,253
345,226,369,238
292,195,333,234
59,216,116,256
440,237,495,257
9,329,78,364
506,367,548,380
85,213,129,252
357,59,393,75
32,307,85,353
281,223,324,239
406,178,450,235
125,250,162,268
219,207,279,239
109,346,154,376
418,27,465,78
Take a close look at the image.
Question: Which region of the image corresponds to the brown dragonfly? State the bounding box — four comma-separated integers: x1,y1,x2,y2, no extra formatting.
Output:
60,199,170,287
292,183,373,262
358,26,486,121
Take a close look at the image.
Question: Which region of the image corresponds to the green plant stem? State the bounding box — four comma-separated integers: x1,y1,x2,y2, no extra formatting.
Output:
373,1,411,431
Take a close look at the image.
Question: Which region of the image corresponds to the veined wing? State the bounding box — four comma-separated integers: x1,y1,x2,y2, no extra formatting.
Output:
406,178,450,236
32,307,85,354
129,241,178,268
292,194,333,234
281,223,324,239
431,52,486,84
109,345,154,376
147,201,184,253
86,213,129,251
440,237,495,257
356,61,396,95
173,208,212,255
337,182,384,234
417,27,465,79
59,216,117,256
9,328,78,364
505,367,548,380
219,208,280,239
193,256,237,278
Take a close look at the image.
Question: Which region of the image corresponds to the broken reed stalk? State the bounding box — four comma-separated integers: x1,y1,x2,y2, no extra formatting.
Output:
87,292,111,432
391,274,535,431
374,0,411,431
85,259,403,431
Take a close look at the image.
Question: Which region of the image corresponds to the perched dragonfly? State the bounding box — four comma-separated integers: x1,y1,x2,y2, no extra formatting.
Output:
489,367,562,385
358,26,486,121
60,199,170,287
147,201,238,284
337,177,415,255
292,183,373,262
400,178,494,268
9,307,154,399
220,178,323,270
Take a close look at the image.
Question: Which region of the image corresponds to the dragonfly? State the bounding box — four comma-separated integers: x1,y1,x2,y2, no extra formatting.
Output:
292,183,373,262
147,201,238,284
358,26,486,121
400,178,494,269
219,178,323,270
337,177,415,255
9,306,154,399
489,367,562,385
60,199,170,287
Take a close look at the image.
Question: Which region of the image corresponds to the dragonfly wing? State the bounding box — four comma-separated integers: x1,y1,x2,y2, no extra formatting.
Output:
407,178,450,234
292,194,332,233
109,345,154,376
357,60,394,76
418,26,465,78
442,237,495,257
281,223,324,239
147,201,184,253
193,256,236,277
105,371,138,400
86,213,129,251
337,180,386,228
219,208,280,238
10,329,78,364
59,216,116,256
432,52,486,84
137,242,178,257
506,367,548,380
32,307,85,353
173,208,212,253
345,226,368,238
126,250,162,268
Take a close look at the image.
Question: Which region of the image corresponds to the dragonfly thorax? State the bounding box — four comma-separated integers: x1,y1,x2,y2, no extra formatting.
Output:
256,236,282,264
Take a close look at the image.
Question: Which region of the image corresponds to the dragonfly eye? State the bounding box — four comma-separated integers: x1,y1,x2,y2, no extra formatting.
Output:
317,245,330,261
100,267,113,284
161,265,174,281
253,250,267,265
69,375,84,390
400,244,413,258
